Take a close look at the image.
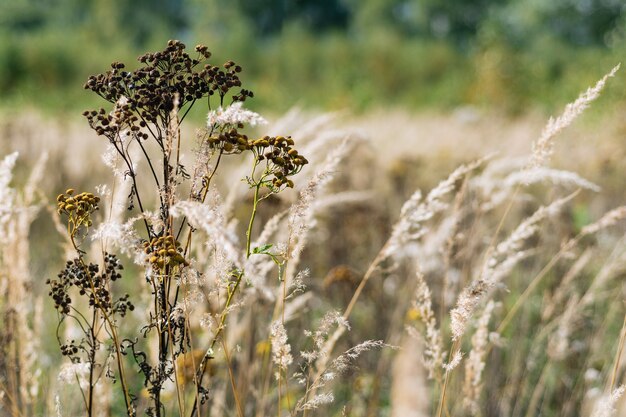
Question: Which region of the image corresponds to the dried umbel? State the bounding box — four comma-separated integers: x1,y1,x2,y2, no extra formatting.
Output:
83,39,252,128
253,135,309,188
56,189,100,234
46,253,132,317
199,118,311,214
82,40,248,139
143,234,188,269
203,112,309,191
47,227,135,415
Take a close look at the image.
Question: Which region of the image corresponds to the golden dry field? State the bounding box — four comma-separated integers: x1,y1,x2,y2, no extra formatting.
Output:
2,60,626,417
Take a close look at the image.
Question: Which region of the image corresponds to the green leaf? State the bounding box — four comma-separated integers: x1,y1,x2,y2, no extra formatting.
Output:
252,243,273,254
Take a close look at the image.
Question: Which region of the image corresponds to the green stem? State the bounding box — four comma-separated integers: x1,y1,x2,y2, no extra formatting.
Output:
189,270,244,417
610,313,626,392
190,173,264,417
436,340,460,417
246,183,262,258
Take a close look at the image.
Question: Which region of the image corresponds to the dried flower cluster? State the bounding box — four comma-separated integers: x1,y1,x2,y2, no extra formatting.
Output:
84,40,251,126
143,235,188,269
47,253,131,316
48,40,314,417
56,189,100,234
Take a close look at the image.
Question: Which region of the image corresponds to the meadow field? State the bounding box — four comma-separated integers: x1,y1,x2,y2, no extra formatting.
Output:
1,52,626,417
3,2,626,417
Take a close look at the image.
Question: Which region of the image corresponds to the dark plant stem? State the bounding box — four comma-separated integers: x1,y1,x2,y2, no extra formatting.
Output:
87,309,97,417
246,183,262,258
69,236,135,417
111,140,152,236
136,138,162,192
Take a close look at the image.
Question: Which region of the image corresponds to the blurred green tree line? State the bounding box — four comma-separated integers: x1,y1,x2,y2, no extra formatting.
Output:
1,0,625,113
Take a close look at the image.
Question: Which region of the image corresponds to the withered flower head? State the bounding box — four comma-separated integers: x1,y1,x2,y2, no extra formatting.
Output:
143,234,189,270
83,40,252,141
56,188,100,232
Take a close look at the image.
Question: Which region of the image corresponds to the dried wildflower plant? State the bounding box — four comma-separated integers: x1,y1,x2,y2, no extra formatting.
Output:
48,40,315,417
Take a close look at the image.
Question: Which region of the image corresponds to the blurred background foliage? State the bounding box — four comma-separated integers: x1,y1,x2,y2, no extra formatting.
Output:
1,0,626,114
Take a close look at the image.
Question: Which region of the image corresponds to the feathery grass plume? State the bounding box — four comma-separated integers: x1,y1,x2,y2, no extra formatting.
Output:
55,394,62,417
546,206,626,299
268,110,339,157
486,249,535,286
91,217,144,264
407,268,444,379
269,321,293,379
294,311,351,394
463,300,498,415
312,190,374,211
384,155,491,259
296,340,387,412
308,311,351,358
57,362,92,389
244,210,288,298
581,206,626,236
411,210,462,275
23,151,47,208
280,137,355,306
282,291,313,322
449,280,489,343
253,210,288,249
547,296,579,361
101,141,129,181
298,124,352,166
528,64,620,170
510,167,600,191
286,137,354,261
206,101,267,129
542,249,592,320
442,351,463,372
579,238,626,308
492,192,576,261
0,153,18,231
171,194,243,272
450,193,576,341
97,165,133,250
298,392,335,411
189,135,215,199
591,385,626,417
479,166,600,211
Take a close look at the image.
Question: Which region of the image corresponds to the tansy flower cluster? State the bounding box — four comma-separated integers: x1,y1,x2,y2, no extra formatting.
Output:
56,189,100,232
83,40,252,129
46,253,132,317
144,235,189,269
253,135,309,189
207,132,309,189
